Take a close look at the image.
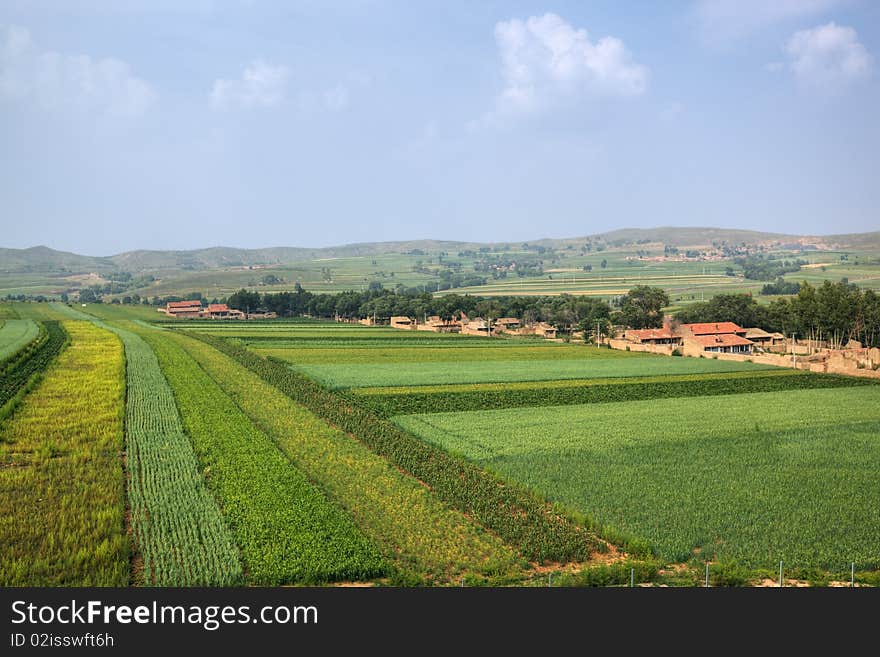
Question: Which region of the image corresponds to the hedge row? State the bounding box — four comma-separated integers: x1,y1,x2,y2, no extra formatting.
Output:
189,332,601,563
355,371,873,417
0,321,69,418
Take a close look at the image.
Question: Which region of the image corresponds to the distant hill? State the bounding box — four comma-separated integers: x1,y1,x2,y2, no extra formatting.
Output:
0,246,115,273
2,228,878,274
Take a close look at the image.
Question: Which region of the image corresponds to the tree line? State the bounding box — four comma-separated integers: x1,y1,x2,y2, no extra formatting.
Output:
676,280,880,347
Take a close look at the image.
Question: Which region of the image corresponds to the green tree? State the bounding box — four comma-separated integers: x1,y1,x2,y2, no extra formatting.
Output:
619,286,669,329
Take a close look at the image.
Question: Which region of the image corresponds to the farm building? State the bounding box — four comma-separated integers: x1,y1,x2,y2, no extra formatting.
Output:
680,322,754,354
744,327,785,347
519,322,558,339
160,300,203,318
205,303,245,319
493,318,521,332
390,316,417,330
624,327,682,346
461,318,492,336
416,316,462,333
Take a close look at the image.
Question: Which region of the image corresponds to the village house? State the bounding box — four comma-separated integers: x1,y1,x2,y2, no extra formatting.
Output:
680,322,754,354
159,300,203,318
461,317,492,336
416,316,462,333
492,318,521,333
205,303,245,319
390,316,417,330
744,327,786,348
515,321,558,339
623,327,682,346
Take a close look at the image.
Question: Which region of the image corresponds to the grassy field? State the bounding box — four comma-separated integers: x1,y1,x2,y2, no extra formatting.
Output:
138,326,387,584
168,329,524,583
256,344,641,365
0,321,128,586
395,386,880,569
295,355,776,389
353,370,870,417
0,319,40,361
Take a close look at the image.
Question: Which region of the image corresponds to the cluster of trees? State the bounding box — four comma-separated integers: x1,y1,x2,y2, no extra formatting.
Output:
760,277,801,295
221,284,673,341
675,281,880,347
735,255,805,281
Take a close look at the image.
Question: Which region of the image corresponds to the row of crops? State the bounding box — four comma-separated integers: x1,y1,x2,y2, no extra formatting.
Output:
137,327,387,584
3,303,877,585
352,370,872,417
190,333,602,563
166,329,524,583
0,321,129,585
102,322,243,586
227,319,880,579
0,320,68,418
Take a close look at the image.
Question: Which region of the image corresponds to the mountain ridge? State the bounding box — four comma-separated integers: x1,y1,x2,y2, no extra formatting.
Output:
2,227,878,274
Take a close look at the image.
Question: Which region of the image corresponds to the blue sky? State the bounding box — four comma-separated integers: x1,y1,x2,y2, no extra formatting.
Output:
1,1,878,255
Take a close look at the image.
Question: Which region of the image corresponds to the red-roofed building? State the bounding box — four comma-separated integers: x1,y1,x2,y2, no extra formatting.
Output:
681,321,754,354
205,303,245,319
624,327,682,346
161,300,203,318
680,322,747,337
689,333,754,353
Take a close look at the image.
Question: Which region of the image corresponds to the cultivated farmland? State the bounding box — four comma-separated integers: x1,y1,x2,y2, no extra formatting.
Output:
0,319,40,361
137,326,387,584
106,322,243,586
396,387,880,569
0,321,128,586
231,318,879,582
168,329,524,583
1,299,877,587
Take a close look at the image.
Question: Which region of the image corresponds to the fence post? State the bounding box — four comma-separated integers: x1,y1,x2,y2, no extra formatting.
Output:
851,563,855,588
630,568,635,588
705,563,709,588
779,561,783,588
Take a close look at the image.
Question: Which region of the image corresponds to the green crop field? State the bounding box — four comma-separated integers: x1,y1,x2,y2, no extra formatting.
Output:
395,386,880,569
257,344,641,365
0,319,40,361
353,370,870,417
168,330,523,583
106,322,243,586
295,355,775,389
138,326,387,584
0,321,129,586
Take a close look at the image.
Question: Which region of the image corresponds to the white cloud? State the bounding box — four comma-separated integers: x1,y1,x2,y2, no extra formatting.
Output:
783,22,872,88
0,24,155,116
695,0,845,43
491,13,647,116
210,60,289,109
